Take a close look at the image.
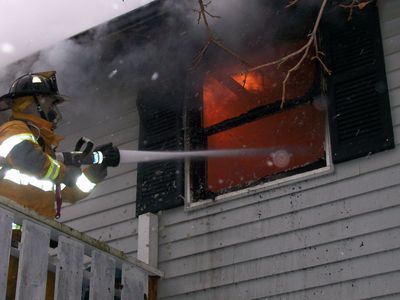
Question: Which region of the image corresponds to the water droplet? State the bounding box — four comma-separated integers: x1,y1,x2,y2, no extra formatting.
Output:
271,150,291,168
108,69,118,79
151,72,159,81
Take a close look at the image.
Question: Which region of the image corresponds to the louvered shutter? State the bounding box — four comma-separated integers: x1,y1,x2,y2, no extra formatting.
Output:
136,81,185,216
325,2,394,163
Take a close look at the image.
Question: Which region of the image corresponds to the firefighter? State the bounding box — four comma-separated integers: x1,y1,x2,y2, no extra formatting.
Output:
0,71,112,299
0,71,109,218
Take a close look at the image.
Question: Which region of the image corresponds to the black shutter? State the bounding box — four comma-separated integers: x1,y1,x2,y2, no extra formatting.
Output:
136,81,185,216
325,2,394,163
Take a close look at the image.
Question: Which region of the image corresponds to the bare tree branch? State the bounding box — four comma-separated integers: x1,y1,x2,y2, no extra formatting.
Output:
193,0,251,69
286,0,300,8
340,0,374,20
193,0,372,108
249,0,330,108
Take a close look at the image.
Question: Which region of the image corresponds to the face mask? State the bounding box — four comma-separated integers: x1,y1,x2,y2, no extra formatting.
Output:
47,105,63,128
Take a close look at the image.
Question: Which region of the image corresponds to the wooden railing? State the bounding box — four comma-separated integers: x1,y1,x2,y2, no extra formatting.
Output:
0,196,163,300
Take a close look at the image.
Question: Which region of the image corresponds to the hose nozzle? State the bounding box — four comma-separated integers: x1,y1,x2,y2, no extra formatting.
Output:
57,144,120,167
94,143,120,167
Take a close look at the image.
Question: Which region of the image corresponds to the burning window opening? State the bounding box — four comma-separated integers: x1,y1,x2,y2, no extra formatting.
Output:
193,40,326,197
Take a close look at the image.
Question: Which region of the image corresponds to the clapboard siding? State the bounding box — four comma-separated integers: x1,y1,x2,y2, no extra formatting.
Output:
260,272,400,300
370,294,400,300
160,247,400,298
161,250,400,300
158,166,400,249
61,188,136,221
86,219,138,242
155,0,400,299
385,52,400,72
382,35,400,56
380,0,400,23
161,219,400,281
65,202,135,232
108,236,138,254
58,109,139,148
387,69,400,90
390,88,400,108
381,17,400,39
159,179,400,264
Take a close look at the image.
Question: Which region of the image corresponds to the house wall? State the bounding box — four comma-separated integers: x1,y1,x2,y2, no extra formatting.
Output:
154,0,400,299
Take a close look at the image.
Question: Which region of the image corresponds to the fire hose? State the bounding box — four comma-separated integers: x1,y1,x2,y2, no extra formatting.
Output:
1,135,299,218
53,136,277,218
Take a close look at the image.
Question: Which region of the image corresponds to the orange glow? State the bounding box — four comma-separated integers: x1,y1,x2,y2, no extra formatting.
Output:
232,71,264,94
206,105,325,192
203,41,316,128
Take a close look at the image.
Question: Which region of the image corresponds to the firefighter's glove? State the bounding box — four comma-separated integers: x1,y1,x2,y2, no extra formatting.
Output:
84,143,115,183
93,143,120,167
62,165,82,187
85,164,107,183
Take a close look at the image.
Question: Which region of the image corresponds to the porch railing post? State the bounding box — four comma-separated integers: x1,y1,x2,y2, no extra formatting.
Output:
121,264,148,300
89,250,116,300
15,220,50,300
0,208,13,300
54,235,84,300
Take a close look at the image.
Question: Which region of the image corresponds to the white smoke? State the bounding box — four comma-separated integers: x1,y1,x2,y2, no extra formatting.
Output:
0,0,156,69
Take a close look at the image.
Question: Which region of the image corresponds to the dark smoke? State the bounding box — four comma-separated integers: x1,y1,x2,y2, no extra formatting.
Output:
0,0,320,133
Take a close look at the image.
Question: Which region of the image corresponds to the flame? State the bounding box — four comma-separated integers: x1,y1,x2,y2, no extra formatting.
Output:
232,71,264,94
203,41,316,128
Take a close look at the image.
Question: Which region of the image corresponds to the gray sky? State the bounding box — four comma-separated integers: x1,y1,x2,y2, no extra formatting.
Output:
0,0,155,68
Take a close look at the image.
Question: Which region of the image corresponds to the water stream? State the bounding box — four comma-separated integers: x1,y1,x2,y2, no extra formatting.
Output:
118,146,310,165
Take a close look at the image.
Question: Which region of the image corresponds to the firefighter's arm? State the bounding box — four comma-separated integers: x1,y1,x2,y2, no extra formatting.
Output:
0,121,78,185
6,139,66,181
5,136,102,203
61,142,110,203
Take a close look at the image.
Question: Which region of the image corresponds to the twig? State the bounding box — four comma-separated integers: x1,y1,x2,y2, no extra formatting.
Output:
340,0,373,20
286,0,299,8
249,0,330,108
193,0,251,69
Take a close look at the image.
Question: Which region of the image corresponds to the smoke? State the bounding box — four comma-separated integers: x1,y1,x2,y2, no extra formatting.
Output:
0,3,198,131
0,0,320,130
161,0,320,67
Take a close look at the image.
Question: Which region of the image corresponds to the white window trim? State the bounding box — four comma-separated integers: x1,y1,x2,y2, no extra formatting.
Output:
184,111,334,211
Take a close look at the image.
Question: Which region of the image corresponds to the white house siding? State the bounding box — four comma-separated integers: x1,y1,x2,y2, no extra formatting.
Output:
156,0,400,299
58,107,139,257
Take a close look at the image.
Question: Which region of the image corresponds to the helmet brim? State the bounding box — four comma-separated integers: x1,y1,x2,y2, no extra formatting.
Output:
0,92,67,111
0,99,9,111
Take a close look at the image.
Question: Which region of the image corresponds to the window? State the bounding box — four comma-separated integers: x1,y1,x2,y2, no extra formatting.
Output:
135,2,394,216
188,40,329,202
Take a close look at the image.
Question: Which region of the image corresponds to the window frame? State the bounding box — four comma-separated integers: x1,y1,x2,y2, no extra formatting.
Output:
184,94,334,211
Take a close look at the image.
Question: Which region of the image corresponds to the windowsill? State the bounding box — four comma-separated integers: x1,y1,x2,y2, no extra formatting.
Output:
184,164,334,212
